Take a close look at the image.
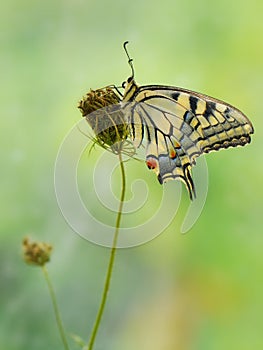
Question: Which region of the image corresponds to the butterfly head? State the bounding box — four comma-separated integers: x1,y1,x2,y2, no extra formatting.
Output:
122,75,134,89
122,75,139,102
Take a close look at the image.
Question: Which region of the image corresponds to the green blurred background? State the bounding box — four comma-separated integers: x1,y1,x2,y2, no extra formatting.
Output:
1,0,263,349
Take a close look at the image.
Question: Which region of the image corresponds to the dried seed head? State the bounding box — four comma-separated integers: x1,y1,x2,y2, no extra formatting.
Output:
78,87,129,153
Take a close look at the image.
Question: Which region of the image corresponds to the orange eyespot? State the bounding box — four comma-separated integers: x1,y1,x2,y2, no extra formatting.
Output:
170,149,176,159
146,158,157,170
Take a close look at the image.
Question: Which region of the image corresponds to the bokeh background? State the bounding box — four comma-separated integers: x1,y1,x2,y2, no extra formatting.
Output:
1,0,263,349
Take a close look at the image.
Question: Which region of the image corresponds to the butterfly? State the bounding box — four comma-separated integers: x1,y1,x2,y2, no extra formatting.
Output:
79,42,254,199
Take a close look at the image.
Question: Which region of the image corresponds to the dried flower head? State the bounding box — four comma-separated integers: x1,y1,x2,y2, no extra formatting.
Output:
78,87,130,154
22,237,52,266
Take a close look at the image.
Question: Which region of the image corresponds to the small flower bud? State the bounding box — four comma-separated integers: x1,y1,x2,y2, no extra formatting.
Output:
22,237,52,266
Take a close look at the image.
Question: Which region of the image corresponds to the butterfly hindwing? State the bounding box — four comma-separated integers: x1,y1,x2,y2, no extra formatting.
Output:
131,97,199,198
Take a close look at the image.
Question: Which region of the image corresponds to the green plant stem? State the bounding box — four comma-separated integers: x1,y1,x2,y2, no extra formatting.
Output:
42,265,70,350
87,152,126,350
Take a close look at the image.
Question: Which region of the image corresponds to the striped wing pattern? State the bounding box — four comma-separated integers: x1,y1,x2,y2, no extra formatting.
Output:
123,82,254,199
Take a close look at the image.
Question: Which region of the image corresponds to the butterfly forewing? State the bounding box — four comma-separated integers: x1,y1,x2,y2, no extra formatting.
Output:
141,86,252,146
122,81,254,199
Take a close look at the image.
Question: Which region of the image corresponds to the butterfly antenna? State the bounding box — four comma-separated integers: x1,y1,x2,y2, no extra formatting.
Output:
123,41,134,79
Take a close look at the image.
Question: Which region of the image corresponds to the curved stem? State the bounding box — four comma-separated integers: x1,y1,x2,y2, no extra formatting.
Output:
87,152,126,350
42,265,70,350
